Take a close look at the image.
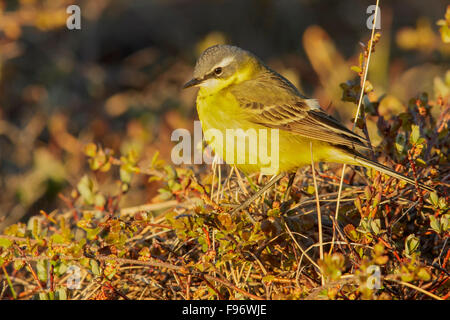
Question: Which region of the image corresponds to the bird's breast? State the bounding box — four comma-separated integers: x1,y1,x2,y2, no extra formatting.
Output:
196,91,287,175
196,90,247,134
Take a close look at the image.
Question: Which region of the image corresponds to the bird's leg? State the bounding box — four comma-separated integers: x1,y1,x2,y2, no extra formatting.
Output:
230,173,286,220
283,171,297,202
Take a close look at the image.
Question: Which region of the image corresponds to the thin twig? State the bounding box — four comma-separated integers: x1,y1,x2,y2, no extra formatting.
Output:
310,142,324,285
384,278,444,300
202,273,264,300
333,0,380,253
120,200,178,216
284,221,321,272
233,165,249,196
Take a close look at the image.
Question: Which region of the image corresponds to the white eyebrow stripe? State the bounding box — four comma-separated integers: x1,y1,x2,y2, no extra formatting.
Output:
208,56,235,73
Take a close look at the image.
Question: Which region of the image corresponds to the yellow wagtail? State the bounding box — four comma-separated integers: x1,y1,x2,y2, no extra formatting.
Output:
183,45,433,213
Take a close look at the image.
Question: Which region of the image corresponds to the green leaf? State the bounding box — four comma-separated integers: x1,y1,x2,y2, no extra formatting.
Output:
55,262,68,276
438,24,450,43
430,216,441,233
404,234,420,257
36,260,48,282
372,192,382,208
438,197,447,210
354,197,363,215
417,268,431,281
429,192,439,207
84,143,97,157
77,175,95,205
148,175,162,183
90,259,101,276
57,288,67,300
39,292,49,300
31,218,40,240
48,291,55,300
440,215,449,232
351,65,362,73
13,259,25,271
364,80,374,93
410,125,420,144
401,272,414,283
415,158,427,167
0,237,12,248
120,166,133,184
262,275,275,283
51,233,65,244
94,194,105,208
370,219,382,235
86,227,101,241
151,151,161,168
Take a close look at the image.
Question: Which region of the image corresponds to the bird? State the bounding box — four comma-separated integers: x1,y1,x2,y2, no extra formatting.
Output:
183,44,433,213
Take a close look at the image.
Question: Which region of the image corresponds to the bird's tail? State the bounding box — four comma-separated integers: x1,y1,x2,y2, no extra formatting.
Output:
352,155,434,192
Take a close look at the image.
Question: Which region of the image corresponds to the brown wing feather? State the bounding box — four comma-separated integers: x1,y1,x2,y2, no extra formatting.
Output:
230,70,370,150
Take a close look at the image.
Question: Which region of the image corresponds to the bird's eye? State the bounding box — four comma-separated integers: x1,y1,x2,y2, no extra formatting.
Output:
214,67,223,76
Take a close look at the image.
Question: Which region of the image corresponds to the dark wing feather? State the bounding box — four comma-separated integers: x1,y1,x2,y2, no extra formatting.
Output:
230,70,370,150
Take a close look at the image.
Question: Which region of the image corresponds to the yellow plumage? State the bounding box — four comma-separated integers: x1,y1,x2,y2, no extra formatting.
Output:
184,44,433,192
197,90,345,175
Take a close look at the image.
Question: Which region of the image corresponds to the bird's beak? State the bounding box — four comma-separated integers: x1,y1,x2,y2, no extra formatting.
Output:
183,78,202,89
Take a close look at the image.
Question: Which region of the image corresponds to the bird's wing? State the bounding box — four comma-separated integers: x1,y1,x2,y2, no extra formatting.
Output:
230,70,370,150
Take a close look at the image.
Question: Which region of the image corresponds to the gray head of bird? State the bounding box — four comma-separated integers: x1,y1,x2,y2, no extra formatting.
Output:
183,45,262,93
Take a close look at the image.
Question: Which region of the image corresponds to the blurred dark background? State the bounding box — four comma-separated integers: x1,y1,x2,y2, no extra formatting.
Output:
0,0,448,229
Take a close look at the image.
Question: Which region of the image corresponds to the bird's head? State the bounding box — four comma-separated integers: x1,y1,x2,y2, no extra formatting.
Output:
183,45,261,94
